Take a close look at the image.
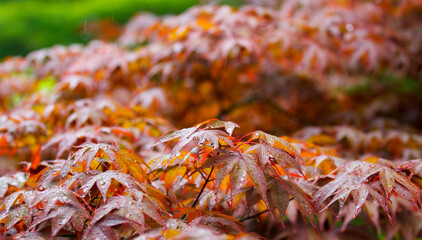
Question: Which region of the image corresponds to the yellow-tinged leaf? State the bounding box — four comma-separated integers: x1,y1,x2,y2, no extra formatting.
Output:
164,167,180,192
237,143,251,152
145,184,172,210
121,150,149,168
174,207,203,222
168,27,188,41
363,156,378,164
379,168,395,195
116,152,150,184
164,229,181,238
307,135,336,146
37,76,56,94
89,159,101,171
411,175,422,189
233,191,245,208
197,18,214,31
26,168,48,188
318,159,336,175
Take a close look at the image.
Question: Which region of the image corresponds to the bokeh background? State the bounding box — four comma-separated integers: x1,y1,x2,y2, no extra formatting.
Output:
0,0,201,59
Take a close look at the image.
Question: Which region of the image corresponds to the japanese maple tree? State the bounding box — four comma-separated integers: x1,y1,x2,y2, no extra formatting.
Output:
1,0,422,239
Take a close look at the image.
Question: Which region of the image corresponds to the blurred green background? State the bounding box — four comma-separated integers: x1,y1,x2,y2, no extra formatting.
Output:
0,0,199,59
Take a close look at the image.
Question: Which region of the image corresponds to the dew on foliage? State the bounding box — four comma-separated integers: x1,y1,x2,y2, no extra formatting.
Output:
1,1,422,239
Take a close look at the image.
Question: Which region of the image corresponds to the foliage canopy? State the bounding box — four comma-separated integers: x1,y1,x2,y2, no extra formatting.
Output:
1,0,422,239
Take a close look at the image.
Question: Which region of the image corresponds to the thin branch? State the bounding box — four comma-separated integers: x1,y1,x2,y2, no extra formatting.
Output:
191,166,214,208
197,169,207,180
239,209,270,222
239,197,295,222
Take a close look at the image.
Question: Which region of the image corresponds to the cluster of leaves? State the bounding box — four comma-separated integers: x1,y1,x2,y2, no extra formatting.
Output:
117,0,422,133
1,117,422,239
294,125,422,160
1,0,422,239
3,1,422,134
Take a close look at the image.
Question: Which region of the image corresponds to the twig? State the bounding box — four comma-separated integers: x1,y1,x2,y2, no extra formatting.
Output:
191,166,214,208
239,197,295,222
239,209,270,222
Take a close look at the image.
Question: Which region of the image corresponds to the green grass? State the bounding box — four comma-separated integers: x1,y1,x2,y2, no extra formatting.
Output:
344,74,422,96
0,0,199,59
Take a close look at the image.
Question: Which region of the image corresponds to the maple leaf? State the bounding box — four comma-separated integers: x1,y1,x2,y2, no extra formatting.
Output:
400,159,422,179
17,120,48,137
248,132,304,176
0,205,30,232
25,44,83,77
64,98,116,128
164,227,225,240
64,41,127,78
84,194,169,239
346,36,386,71
313,160,422,220
43,126,131,159
0,188,88,234
282,179,316,226
153,119,237,146
265,174,290,222
35,160,69,190
0,115,47,139
84,214,143,240
299,41,338,74
30,187,87,214
28,204,90,237
56,143,119,179
0,190,38,233
62,170,143,202
118,12,158,47
198,149,270,211
188,215,244,235
73,143,118,169
172,207,244,233
0,172,26,198
65,105,107,128
115,150,150,184
54,75,96,96
130,87,168,110
152,119,238,166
